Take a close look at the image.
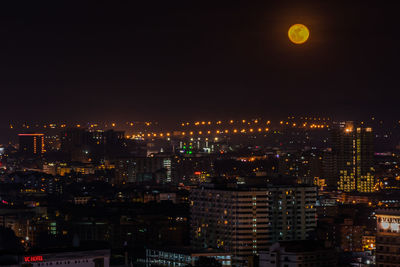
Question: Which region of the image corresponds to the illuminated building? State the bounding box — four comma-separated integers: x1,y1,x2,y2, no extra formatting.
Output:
114,156,173,184
74,196,91,205
190,184,269,265
145,248,232,267
114,159,135,184
278,151,323,182
173,155,214,184
163,158,172,182
376,208,400,267
190,183,317,264
332,122,375,193
18,133,45,155
362,234,376,251
267,185,317,243
43,163,57,175
336,192,372,205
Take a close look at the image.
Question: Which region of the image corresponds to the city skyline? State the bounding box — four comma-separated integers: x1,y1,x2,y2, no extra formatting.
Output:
1,1,399,266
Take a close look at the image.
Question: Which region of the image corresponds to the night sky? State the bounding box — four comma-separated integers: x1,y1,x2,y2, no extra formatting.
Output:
0,1,399,124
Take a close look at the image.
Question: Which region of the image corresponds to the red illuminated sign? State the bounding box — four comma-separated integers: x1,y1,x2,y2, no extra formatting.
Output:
194,171,201,175
24,256,43,262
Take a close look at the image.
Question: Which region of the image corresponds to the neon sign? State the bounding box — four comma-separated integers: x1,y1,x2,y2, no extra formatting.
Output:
379,216,400,224
24,256,43,262
377,215,400,232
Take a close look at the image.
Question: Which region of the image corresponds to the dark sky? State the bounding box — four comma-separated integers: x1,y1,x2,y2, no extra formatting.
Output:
0,1,398,124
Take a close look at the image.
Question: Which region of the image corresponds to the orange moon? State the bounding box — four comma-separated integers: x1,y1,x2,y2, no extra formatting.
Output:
288,24,310,44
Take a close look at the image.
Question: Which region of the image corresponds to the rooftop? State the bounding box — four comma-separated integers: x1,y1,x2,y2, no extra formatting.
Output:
147,246,230,256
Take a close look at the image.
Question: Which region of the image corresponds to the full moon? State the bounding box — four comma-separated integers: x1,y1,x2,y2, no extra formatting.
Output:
288,24,310,44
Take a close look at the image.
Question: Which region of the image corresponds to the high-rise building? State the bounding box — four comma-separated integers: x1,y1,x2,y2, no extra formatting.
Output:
376,208,400,267
267,185,317,243
331,122,375,193
322,148,338,189
190,184,269,264
190,182,317,265
60,128,126,162
114,156,173,184
18,133,45,155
